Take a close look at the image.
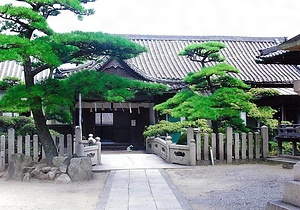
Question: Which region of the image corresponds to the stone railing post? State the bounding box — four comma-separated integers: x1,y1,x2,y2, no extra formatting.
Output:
218,133,224,161
187,127,193,145
196,131,201,161
17,136,22,154
67,134,73,158
75,126,84,156
95,137,101,165
25,135,30,156
8,128,15,163
145,137,150,153
189,139,196,166
211,133,216,160
166,136,172,163
33,134,39,162
248,132,254,159
204,133,209,161
0,135,5,172
261,126,269,158
255,132,260,158
58,134,64,156
226,127,233,164
241,133,247,160
234,133,240,160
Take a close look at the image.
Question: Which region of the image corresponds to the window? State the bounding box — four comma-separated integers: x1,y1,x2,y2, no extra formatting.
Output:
95,113,113,125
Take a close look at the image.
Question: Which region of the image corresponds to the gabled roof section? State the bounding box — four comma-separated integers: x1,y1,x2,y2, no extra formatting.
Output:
256,34,300,65
121,35,300,86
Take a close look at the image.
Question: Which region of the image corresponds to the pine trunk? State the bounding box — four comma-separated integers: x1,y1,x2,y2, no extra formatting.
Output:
24,63,58,164
32,108,58,164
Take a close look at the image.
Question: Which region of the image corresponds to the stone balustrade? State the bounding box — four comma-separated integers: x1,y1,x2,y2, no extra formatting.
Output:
146,126,269,166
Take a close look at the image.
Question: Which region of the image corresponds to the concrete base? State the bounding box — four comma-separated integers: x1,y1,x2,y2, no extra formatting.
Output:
266,200,300,210
282,181,300,207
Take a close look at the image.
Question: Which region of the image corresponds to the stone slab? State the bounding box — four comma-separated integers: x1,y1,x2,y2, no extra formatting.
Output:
266,200,300,210
96,169,192,210
93,153,187,172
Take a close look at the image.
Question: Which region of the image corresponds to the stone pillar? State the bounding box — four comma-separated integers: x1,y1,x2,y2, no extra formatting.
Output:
187,127,193,145
67,134,73,158
95,137,101,165
145,137,150,153
0,135,5,172
75,126,84,157
196,131,201,161
33,134,39,162
59,134,64,156
211,133,216,160
189,139,196,166
25,135,30,156
204,133,209,161
255,132,260,159
261,126,269,158
234,133,240,160
241,133,247,160
8,128,15,164
166,136,172,163
17,136,22,154
226,127,233,164
218,133,224,161
248,132,254,159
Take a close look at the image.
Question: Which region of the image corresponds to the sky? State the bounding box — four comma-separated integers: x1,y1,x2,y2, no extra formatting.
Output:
1,0,300,39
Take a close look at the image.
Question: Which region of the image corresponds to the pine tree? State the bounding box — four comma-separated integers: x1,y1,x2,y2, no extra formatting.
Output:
0,1,154,163
155,42,275,135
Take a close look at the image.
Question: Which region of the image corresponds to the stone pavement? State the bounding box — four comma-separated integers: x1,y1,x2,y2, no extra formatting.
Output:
94,152,192,210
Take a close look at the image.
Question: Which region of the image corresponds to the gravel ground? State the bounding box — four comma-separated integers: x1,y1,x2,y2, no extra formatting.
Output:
166,163,293,210
0,172,108,210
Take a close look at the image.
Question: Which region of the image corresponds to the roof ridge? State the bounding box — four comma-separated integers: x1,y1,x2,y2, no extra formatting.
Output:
118,34,287,42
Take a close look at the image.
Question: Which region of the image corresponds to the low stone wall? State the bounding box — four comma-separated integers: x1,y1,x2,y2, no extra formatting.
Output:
146,136,195,165
146,126,269,166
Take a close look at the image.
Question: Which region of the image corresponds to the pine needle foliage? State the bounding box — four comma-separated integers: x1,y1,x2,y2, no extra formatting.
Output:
154,41,277,134
0,0,151,162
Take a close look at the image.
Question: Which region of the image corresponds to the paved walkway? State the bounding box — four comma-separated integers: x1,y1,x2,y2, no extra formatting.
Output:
94,152,192,210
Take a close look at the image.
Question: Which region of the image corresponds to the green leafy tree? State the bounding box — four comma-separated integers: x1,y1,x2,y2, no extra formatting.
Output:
0,0,154,163
155,42,276,135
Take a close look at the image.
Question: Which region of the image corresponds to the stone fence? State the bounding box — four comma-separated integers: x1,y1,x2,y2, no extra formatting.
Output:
146,126,269,166
0,127,101,172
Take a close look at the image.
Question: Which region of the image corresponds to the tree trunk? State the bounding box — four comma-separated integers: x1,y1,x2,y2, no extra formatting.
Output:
24,62,58,164
32,107,58,164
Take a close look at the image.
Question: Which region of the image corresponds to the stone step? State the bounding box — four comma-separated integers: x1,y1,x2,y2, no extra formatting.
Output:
266,200,300,210
282,181,300,207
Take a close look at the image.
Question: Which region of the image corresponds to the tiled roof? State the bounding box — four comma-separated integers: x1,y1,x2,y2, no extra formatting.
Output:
1,35,300,87
255,34,300,65
0,60,51,82
122,35,300,86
